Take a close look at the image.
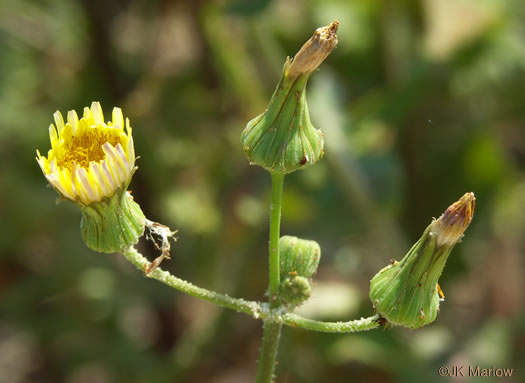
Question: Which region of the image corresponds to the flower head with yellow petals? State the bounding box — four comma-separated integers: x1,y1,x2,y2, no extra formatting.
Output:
36,101,136,205
37,102,145,253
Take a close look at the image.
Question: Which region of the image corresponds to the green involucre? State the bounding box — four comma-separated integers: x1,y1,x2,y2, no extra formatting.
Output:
80,188,145,253
369,226,453,329
279,276,312,307
278,235,321,307
241,64,324,174
279,235,321,279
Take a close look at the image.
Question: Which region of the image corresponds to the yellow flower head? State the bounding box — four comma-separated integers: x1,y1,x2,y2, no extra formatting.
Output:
36,102,136,205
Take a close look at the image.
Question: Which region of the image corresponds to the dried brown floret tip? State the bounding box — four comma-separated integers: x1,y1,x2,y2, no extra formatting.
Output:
431,192,475,247
287,21,339,79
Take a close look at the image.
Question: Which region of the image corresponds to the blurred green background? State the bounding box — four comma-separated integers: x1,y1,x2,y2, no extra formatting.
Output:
1,0,524,382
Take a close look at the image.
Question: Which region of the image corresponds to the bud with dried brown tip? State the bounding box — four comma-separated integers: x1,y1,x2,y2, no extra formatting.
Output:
430,192,476,247
287,21,339,79
241,22,339,174
369,193,475,328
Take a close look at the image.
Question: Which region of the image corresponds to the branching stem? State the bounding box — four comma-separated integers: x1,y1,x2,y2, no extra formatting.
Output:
121,247,381,334
122,246,263,318
281,313,380,333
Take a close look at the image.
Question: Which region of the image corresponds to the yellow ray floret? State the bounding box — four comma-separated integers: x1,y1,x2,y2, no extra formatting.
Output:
36,102,136,205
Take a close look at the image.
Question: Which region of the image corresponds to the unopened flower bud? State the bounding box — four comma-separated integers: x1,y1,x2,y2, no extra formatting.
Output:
278,235,321,307
369,193,475,328
241,22,338,174
280,276,312,307
279,235,321,279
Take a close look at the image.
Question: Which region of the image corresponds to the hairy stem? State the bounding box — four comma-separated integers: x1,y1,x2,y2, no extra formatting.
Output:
256,172,286,383
121,246,263,318
256,320,282,383
281,313,381,333
268,172,285,306
121,247,383,335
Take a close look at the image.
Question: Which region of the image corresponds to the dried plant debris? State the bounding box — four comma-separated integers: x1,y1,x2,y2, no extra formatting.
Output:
144,219,178,274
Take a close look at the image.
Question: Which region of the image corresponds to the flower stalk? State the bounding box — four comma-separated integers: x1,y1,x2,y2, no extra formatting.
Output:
256,320,282,383
121,246,381,334
122,246,264,318
255,172,285,383
281,313,380,333
268,173,285,307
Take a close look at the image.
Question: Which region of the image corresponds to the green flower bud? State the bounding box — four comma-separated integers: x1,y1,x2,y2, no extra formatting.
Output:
80,189,146,253
280,276,312,307
241,22,338,174
370,193,475,329
278,235,321,307
279,235,321,279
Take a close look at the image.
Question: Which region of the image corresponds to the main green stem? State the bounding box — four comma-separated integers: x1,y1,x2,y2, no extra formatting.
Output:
268,172,284,306
256,319,282,383
256,172,285,383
